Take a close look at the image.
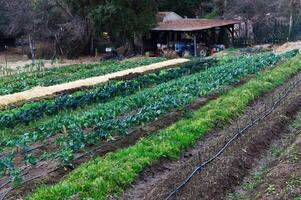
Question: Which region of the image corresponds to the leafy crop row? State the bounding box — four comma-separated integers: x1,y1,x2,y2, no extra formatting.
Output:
28,54,301,200
0,57,166,95
0,52,280,149
0,59,215,129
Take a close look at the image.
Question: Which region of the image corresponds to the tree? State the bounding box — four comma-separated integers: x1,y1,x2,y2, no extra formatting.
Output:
91,0,157,46
157,0,214,18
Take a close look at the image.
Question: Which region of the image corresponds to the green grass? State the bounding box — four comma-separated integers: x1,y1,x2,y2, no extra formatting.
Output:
292,112,301,129
243,167,267,190
286,174,300,192
266,184,277,194
28,55,301,200
226,192,250,200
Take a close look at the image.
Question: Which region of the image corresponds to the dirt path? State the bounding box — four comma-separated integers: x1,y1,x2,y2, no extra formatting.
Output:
118,72,301,200
0,58,189,107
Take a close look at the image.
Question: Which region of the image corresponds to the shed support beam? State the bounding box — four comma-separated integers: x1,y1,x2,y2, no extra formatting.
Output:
227,25,235,47
194,34,197,57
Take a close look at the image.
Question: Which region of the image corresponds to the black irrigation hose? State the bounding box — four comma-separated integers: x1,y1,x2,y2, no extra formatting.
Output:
0,167,60,200
165,75,301,200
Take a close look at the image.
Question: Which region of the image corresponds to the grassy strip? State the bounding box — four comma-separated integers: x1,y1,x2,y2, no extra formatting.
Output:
28,55,301,200
228,110,301,200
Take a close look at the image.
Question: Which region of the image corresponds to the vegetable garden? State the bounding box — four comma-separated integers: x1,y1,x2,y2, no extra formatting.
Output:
0,49,300,200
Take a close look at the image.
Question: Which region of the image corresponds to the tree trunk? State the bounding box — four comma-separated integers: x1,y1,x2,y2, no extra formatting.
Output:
28,35,35,64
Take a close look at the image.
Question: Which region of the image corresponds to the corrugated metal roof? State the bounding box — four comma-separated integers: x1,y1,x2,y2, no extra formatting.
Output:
152,18,240,31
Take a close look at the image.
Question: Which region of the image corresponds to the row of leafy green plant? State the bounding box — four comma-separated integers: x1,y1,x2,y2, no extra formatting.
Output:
0,52,292,186
0,59,216,129
0,52,281,150
0,60,46,78
27,53,301,200
0,57,166,95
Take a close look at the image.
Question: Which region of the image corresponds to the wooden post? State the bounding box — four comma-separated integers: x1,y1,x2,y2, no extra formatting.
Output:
194,34,197,57
231,25,235,46
227,25,235,47
211,28,216,44
28,35,35,65
167,32,170,49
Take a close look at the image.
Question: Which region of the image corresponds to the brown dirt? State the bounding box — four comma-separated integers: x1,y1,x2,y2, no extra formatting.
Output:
235,127,301,200
0,48,99,70
117,72,301,200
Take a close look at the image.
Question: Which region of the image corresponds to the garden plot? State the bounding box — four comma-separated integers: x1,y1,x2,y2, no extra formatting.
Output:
0,51,298,200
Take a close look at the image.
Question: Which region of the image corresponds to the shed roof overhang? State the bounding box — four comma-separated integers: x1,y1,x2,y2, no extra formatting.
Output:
152,19,240,32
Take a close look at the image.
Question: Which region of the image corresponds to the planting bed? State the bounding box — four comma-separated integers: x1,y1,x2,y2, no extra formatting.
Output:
0,50,299,200
227,112,301,200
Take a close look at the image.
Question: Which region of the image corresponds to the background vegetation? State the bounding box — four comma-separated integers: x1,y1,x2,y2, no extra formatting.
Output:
0,0,301,57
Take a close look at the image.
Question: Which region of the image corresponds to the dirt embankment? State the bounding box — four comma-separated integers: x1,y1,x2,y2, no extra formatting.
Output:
243,134,301,200
230,118,301,200
118,73,301,200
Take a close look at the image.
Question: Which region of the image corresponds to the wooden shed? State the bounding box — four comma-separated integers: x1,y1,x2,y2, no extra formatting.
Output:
143,12,240,56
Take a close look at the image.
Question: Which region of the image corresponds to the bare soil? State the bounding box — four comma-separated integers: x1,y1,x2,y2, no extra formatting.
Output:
0,48,99,70
117,72,301,200
244,134,301,200
229,118,301,200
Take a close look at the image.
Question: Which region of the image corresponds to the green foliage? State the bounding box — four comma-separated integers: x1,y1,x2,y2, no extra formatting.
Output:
91,0,157,38
266,184,277,194
289,144,300,162
243,168,267,190
286,174,300,192
28,54,301,200
204,9,219,19
157,0,214,18
0,58,215,129
226,192,250,200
